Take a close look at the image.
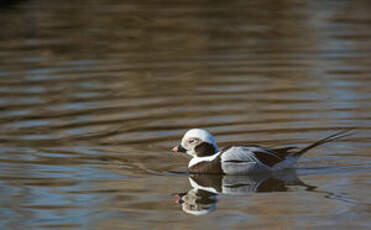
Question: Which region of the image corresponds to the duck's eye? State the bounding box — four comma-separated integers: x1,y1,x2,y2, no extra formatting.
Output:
188,139,195,143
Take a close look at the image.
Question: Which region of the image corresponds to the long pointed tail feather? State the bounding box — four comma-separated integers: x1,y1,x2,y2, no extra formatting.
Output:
293,128,354,158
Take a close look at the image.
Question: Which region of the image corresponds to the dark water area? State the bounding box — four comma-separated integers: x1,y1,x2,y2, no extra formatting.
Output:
0,0,370,229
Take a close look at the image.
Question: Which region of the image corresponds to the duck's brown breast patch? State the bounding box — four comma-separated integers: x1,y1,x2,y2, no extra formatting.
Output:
189,155,224,174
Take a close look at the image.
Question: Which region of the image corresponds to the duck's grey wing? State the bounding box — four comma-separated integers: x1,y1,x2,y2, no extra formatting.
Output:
220,146,283,174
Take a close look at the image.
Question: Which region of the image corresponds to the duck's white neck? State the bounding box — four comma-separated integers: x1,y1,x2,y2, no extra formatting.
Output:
188,152,220,167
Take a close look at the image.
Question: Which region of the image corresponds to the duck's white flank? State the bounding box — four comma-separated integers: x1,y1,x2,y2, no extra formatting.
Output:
188,152,221,167
272,156,297,170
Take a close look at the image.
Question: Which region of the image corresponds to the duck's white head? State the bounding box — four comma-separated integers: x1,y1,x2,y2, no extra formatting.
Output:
172,129,219,157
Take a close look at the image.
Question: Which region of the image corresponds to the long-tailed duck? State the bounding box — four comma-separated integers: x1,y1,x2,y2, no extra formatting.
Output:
172,128,352,175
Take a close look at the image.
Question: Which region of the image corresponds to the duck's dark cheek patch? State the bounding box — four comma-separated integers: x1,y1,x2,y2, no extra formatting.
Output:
195,142,216,157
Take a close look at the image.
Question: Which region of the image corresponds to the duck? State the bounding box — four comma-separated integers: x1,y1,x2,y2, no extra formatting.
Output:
172,128,352,175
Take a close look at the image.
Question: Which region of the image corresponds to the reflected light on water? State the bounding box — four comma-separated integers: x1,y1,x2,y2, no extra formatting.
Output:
0,0,370,229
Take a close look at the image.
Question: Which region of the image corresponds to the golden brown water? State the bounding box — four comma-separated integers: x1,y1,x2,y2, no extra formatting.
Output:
0,0,370,229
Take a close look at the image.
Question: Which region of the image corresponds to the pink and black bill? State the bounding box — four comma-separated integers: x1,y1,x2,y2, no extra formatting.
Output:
172,144,187,153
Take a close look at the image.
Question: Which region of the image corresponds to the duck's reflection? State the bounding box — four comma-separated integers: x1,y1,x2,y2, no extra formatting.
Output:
174,170,315,215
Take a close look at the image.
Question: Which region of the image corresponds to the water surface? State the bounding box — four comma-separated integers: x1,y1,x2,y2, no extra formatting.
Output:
0,0,370,229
